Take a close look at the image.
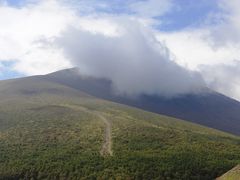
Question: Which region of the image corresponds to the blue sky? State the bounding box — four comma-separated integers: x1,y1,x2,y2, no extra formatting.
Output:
158,0,219,31
3,0,26,6
0,62,22,80
0,68,22,80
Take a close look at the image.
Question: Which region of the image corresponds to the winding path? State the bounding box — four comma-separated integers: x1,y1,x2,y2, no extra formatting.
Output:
62,104,113,156
96,113,113,156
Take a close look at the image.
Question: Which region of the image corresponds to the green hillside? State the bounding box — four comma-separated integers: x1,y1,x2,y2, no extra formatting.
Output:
0,77,240,179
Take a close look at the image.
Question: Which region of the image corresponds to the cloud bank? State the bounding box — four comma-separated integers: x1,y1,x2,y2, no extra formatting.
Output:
54,18,205,97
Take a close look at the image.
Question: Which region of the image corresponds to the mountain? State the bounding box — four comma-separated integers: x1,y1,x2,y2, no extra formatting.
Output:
0,70,240,179
44,68,240,136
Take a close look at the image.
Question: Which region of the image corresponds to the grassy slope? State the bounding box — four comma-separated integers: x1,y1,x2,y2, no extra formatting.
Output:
0,77,240,179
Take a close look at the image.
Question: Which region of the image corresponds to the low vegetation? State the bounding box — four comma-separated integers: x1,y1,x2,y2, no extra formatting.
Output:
0,79,240,179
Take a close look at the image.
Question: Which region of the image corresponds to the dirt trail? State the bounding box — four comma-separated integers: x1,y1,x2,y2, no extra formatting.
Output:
96,112,113,156
61,104,113,156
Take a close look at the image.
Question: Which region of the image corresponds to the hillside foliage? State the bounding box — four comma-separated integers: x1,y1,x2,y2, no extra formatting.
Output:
0,79,240,179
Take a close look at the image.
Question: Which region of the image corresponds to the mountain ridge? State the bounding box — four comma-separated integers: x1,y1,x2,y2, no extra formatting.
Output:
42,68,240,136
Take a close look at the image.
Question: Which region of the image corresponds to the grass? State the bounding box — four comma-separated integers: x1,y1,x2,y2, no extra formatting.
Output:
0,78,240,179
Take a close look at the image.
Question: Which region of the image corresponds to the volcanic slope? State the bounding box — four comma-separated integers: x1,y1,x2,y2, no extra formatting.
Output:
45,68,240,136
0,76,240,179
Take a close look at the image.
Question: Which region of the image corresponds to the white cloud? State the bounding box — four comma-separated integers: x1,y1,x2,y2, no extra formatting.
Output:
53,18,205,97
0,0,75,74
0,0,132,75
155,0,240,100
157,30,240,70
210,0,240,46
199,61,240,100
